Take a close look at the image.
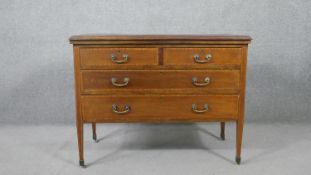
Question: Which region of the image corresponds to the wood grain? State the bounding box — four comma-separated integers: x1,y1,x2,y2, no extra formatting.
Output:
73,46,84,164
81,70,240,93
236,46,249,164
82,95,239,122
80,47,158,69
163,48,242,66
69,35,252,45
69,34,251,166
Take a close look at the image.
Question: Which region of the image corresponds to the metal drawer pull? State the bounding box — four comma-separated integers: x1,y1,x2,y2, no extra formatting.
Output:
192,104,209,113
192,77,211,87
111,54,128,64
194,54,212,63
111,77,129,87
112,104,131,114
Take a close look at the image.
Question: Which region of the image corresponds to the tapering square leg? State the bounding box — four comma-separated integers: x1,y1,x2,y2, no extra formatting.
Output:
77,122,84,167
220,122,225,140
236,120,244,165
92,122,97,142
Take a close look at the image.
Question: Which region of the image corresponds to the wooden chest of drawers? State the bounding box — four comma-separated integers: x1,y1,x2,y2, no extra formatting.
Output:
69,35,251,167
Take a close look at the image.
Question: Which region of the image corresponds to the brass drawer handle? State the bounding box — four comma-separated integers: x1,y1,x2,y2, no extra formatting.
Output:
192,77,211,87
111,54,128,64
194,54,212,63
112,104,131,114
192,104,209,113
111,77,129,87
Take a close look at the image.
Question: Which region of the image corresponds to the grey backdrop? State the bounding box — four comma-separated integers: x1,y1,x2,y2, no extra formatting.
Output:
1,0,310,124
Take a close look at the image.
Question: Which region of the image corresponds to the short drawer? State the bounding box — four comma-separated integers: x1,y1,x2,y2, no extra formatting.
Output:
79,48,158,69
82,95,239,122
81,70,240,94
163,48,242,66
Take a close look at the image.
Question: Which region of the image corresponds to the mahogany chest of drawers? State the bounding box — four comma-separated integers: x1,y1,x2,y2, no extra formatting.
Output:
69,35,251,167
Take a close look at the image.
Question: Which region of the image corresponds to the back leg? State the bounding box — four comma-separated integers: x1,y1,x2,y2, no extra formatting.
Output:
220,122,225,140
92,122,97,142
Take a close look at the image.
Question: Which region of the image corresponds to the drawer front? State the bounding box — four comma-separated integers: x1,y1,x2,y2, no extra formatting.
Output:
163,48,242,66
81,70,240,94
82,95,239,122
80,48,158,68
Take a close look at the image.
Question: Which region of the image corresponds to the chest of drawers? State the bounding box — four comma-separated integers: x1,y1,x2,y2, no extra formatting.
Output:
69,35,251,167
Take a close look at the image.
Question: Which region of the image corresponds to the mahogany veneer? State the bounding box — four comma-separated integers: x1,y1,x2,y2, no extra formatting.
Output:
69,34,251,167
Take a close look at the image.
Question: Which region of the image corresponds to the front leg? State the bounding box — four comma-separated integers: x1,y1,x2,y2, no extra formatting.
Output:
77,121,85,167
236,119,244,164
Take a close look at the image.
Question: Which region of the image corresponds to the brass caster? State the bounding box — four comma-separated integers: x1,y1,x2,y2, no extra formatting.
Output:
79,160,85,167
235,157,241,165
93,135,98,143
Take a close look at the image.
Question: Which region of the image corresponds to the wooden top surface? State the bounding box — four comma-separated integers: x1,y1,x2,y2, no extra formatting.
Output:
70,34,251,43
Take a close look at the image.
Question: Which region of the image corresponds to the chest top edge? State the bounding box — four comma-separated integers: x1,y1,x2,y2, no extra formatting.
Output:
69,34,252,45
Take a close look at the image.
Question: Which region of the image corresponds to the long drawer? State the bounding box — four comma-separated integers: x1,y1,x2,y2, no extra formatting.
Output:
81,70,240,94
81,95,239,122
80,47,158,69
163,48,242,66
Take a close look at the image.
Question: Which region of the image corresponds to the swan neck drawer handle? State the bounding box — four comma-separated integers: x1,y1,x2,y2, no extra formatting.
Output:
111,77,129,87
192,77,211,87
111,54,128,64
194,54,212,63
112,104,131,114
192,104,209,113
